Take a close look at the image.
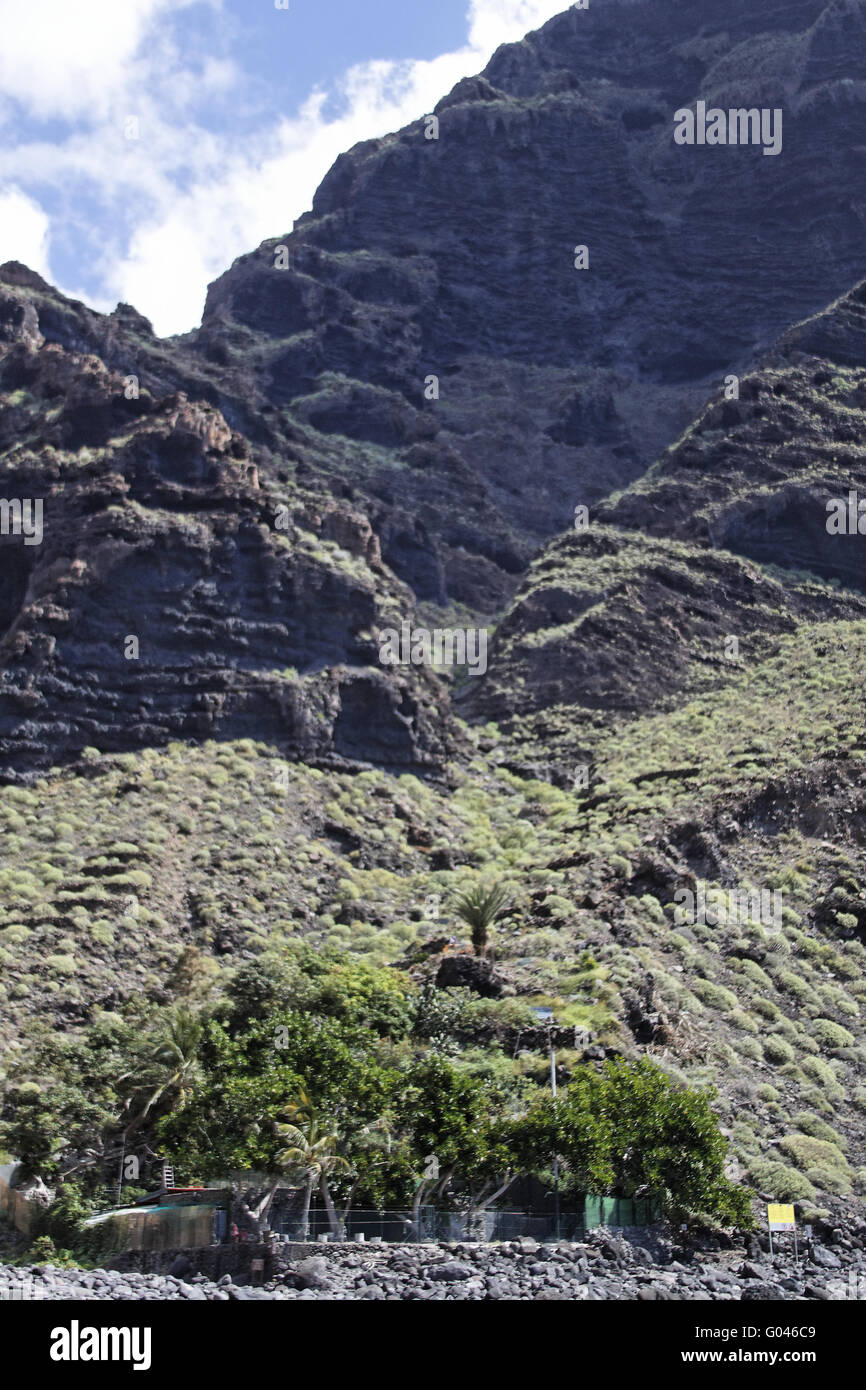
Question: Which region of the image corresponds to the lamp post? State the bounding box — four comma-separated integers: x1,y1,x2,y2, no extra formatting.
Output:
533,1006,561,1241
549,1021,560,1242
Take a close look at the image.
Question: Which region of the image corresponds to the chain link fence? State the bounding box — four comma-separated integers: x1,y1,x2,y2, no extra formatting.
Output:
274,1199,659,1244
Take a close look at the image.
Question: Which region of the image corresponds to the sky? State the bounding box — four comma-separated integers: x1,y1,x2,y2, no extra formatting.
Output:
0,0,568,337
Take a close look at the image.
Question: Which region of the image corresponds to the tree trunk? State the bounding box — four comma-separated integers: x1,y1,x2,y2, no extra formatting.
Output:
253,1175,282,1236
341,1178,360,1226
299,1170,315,1240
410,1178,432,1240
465,1172,514,1239
238,1182,277,1239
320,1174,342,1240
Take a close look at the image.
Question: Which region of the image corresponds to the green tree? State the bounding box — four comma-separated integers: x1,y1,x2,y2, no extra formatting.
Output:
517,1059,752,1228
156,1012,400,1227
454,880,510,957
223,950,416,1039
119,1007,204,1131
397,1055,516,1234
599,1058,752,1225
275,1091,351,1239
0,1017,141,1184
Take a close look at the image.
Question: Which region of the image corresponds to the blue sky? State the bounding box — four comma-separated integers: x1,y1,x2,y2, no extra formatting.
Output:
0,0,566,335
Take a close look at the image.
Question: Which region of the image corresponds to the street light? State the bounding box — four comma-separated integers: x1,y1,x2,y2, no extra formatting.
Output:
533,1007,560,1241
550,1027,561,1241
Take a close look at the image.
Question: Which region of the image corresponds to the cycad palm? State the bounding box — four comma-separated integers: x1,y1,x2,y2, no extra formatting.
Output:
454,880,510,957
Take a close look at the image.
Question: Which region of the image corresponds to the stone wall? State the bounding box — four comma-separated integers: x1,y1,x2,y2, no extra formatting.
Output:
106,1242,276,1284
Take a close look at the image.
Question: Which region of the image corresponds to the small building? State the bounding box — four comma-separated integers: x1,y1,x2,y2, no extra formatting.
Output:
83,1187,230,1253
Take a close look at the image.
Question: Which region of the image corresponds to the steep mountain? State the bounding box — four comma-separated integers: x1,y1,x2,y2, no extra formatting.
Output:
181,0,866,611
6,1,866,1218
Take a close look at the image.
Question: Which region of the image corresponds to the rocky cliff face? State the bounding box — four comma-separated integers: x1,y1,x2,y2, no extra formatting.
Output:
6,2,866,775
0,269,458,779
462,273,866,774
599,279,866,587
182,0,866,611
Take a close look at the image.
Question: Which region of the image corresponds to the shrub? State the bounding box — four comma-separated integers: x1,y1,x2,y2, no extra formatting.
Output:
752,997,779,1021
763,1036,795,1066
775,970,817,1004
26,1235,80,1268
694,980,738,1012
778,1134,850,1175
801,1056,844,1098
805,1166,852,1196
746,1159,815,1202
46,955,76,975
756,1084,781,1103
793,1114,846,1148
0,925,31,946
811,1018,855,1051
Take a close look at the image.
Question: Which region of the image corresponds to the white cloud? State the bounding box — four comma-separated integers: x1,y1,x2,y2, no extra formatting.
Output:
467,0,575,54
0,186,52,278
0,0,568,334
0,0,188,121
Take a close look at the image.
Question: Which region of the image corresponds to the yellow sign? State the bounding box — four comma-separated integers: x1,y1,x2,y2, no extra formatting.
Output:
767,1204,796,1230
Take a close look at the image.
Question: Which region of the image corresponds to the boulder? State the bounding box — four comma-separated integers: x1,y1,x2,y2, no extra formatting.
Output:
435,955,503,997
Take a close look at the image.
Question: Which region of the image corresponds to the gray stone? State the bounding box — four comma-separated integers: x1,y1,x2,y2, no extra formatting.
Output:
428,1261,475,1282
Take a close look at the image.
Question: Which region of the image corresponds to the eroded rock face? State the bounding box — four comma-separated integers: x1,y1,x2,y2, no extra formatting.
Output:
599,279,866,592
0,289,459,778
181,0,866,610
6,5,866,622
463,523,866,744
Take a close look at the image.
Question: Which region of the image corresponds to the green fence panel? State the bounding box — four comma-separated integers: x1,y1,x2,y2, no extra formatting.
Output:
584,1195,660,1228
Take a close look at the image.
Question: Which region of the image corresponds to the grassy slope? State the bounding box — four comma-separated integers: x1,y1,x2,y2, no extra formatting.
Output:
5,611,866,1203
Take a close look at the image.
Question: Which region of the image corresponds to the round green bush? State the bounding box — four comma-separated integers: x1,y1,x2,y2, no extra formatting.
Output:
811,1018,855,1051
747,1159,815,1203
763,1036,795,1066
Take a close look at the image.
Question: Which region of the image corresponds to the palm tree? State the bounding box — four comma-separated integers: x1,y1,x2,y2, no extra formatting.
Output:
275,1091,351,1240
454,880,510,957
119,1007,203,1129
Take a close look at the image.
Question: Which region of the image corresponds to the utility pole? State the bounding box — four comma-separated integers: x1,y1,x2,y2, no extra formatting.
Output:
116,1100,131,1207
116,1132,126,1207
549,1024,560,1241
